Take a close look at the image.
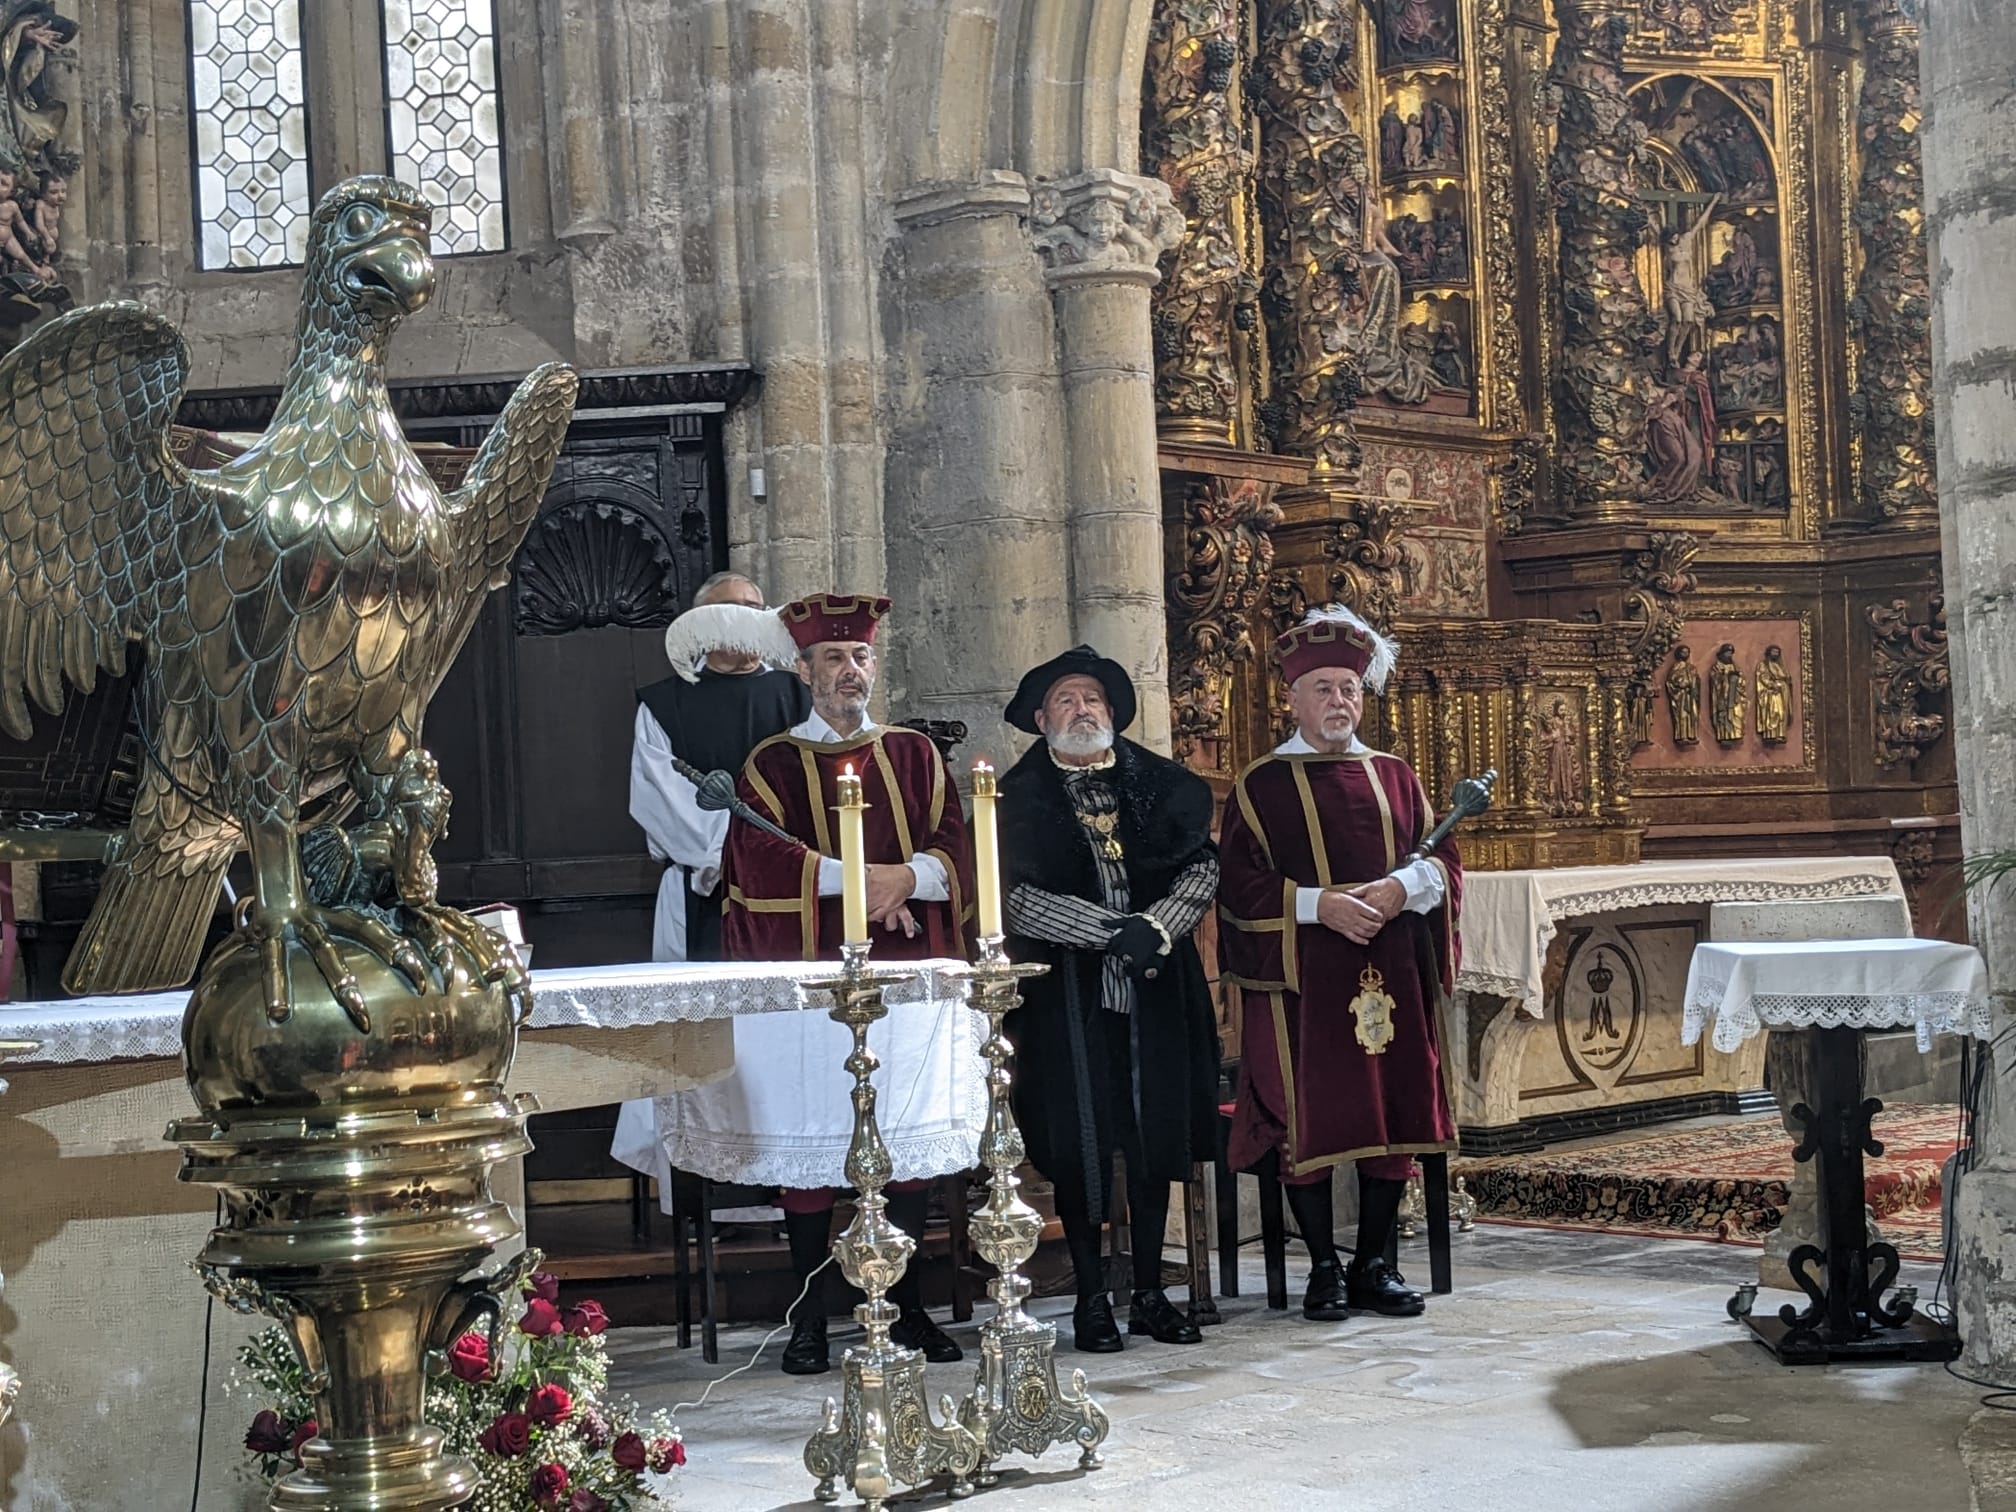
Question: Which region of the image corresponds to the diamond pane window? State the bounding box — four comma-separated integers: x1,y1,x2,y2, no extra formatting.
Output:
189,0,311,269
381,0,506,254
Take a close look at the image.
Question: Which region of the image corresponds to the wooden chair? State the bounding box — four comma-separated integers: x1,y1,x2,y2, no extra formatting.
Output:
1212,1104,1453,1309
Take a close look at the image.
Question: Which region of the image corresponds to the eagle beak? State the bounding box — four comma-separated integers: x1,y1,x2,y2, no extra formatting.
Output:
344,234,436,317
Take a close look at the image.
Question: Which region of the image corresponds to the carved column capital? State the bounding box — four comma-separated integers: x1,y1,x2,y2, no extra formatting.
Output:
1031,169,1184,290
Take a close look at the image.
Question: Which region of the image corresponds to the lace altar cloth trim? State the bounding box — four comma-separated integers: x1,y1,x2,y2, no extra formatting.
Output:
0,959,972,1067
1682,939,1992,1054
1454,858,1904,1016
611,991,989,1188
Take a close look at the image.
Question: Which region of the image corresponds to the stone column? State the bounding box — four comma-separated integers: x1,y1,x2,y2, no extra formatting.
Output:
882,175,1072,761
1850,0,1938,527
1923,0,2016,1376
1032,169,1185,754
1547,0,1657,521
1143,0,1252,445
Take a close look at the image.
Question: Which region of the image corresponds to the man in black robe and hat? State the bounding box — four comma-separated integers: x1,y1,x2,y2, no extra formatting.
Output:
999,647,1222,1353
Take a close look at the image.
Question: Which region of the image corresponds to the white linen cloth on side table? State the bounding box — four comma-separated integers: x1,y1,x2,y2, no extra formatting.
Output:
1681,937,1992,1055
611,977,989,1199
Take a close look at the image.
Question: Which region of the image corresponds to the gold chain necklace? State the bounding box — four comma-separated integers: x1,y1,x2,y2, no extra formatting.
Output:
1074,807,1124,861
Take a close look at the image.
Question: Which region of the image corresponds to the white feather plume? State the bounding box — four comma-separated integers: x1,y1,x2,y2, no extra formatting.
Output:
662,603,800,682
1302,602,1399,693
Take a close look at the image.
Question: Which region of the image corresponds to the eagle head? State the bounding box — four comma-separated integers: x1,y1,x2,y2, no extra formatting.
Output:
300,176,438,344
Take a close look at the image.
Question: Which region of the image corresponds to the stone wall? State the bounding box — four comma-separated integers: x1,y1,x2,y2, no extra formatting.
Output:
1922,0,2016,1374
62,0,1175,757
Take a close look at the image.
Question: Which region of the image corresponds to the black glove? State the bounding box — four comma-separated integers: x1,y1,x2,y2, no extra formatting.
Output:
1104,915,1165,982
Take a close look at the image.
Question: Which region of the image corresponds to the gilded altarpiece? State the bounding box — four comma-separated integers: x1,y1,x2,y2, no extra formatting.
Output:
1147,0,1956,963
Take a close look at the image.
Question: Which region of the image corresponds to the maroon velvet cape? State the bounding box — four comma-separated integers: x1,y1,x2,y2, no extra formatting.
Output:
1220,748,1463,1177
721,726,972,962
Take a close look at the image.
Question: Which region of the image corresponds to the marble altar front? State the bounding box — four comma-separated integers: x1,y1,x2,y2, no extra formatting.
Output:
1447,857,1907,1150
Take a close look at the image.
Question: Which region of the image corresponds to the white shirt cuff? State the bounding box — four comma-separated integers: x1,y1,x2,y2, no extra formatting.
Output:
1392,858,1445,913
816,855,842,897
907,853,950,903
1294,886,1322,926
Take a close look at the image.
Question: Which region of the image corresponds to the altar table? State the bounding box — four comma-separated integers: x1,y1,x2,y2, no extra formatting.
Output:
1445,856,1905,1147
0,960,956,1512
612,963,986,1196
1682,939,1988,1364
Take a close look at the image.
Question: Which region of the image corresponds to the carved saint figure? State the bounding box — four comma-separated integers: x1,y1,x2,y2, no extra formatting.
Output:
1538,696,1583,816
1709,642,1746,745
1754,644,1791,745
1379,103,1407,179
0,163,50,282
1353,196,1439,404
1663,193,1722,366
0,3,73,169
1378,0,1458,66
1424,98,1460,167
1403,112,1427,171
1666,644,1700,745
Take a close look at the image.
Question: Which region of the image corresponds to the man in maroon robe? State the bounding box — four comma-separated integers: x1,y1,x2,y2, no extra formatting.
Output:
721,591,972,1373
1220,606,1462,1322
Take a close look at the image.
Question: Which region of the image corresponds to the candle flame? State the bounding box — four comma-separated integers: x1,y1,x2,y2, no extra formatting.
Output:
844,763,855,777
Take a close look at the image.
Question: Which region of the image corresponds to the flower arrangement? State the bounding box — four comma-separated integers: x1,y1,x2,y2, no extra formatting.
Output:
235,1263,683,1510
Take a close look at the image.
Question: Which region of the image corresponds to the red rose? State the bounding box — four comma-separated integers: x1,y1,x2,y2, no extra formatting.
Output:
611,1431,648,1471
245,1410,291,1455
526,1270,562,1304
519,1298,564,1338
530,1462,570,1506
446,1331,492,1382
527,1383,574,1427
568,1492,609,1512
649,1436,686,1471
290,1420,319,1465
562,1300,609,1338
478,1411,533,1458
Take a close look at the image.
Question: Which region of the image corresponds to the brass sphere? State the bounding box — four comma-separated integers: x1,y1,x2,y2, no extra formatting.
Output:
182,931,516,1115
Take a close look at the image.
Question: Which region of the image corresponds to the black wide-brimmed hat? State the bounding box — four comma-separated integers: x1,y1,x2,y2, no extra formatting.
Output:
1005,645,1137,735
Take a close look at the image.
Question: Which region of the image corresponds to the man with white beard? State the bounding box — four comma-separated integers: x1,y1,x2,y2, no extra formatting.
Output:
997,647,1222,1352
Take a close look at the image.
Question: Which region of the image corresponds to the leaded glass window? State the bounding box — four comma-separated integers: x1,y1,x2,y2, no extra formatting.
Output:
188,0,311,269
381,0,506,254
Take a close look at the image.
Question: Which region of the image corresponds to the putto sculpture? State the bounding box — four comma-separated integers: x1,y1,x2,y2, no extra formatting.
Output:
0,174,577,1510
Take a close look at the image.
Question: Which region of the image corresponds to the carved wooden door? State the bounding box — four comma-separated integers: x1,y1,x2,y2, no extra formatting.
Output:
425,414,726,966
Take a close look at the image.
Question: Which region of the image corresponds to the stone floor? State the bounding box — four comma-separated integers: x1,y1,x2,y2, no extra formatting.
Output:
608,1226,1988,1511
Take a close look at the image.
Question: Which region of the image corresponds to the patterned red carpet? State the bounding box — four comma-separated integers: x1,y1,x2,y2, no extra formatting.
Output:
1454,1107,1967,1260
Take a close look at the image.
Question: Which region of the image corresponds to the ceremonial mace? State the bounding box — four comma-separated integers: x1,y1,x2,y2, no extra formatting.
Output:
673,755,801,845
955,763,1109,1480
1412,769,1498,861
802,768,981,1510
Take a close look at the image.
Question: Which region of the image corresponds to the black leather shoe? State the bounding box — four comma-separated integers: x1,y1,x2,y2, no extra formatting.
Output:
1346,1256,1425,1317
1128,1287,1203,1345
1072,1294,1124,1353
1303,1257,1351,1322
780,1310,830,1375
890,1308,964,1363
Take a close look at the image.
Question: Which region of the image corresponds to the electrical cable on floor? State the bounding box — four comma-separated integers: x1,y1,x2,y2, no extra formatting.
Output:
670,1254,835,1415
190,1194,222,1511
1928,1037,2016,1410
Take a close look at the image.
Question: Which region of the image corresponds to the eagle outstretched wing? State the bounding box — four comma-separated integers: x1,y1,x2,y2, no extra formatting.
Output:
428,360,579,694
0,302,218,739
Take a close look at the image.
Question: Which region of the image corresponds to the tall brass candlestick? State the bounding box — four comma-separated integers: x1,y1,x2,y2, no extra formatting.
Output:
803,942,980,1509
956,937,1109,1478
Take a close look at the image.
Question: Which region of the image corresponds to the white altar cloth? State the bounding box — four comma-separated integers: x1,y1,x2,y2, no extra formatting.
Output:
611,967,989,1192
1681,938,1992,1054
0,958,971,1065
1456,856,1903,1014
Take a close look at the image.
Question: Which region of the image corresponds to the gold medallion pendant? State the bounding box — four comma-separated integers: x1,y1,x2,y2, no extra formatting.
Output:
1076,808,1124,861
1350,965,1397,1055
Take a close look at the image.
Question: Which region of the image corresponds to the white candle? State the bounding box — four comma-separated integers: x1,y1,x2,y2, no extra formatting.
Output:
972,760,1002,939
837,764,868,945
